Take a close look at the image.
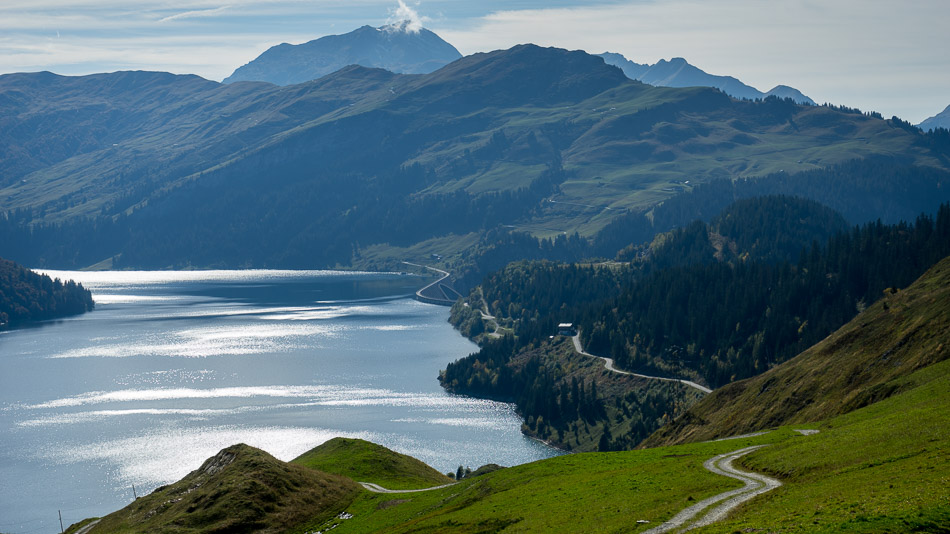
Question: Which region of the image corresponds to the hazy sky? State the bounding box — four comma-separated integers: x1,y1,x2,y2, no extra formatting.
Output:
0,0,946,123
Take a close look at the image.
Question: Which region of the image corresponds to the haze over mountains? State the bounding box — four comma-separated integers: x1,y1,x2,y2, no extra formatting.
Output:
223,23,462,85
598,52,815,105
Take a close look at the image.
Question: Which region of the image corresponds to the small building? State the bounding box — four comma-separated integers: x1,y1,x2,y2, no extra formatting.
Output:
557,322,577,336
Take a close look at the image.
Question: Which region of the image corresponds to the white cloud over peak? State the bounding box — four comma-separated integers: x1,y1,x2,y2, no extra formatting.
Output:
386,0,427,33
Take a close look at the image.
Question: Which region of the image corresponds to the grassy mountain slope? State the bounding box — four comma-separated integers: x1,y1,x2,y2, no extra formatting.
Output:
643,254,950,447
706,358,950,533
77,369,949,533
291,438,453,490
82,444,359,534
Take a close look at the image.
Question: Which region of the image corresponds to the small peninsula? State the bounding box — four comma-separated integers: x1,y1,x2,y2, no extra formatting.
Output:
0,257,94,328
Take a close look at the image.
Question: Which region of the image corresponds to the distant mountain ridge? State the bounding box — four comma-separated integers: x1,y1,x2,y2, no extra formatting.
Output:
224,23,462,85
919,104,950,131
598,52,815,105
1,44,947,271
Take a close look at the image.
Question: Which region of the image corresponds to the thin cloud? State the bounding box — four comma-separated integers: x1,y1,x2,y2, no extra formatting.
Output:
158,6,232,23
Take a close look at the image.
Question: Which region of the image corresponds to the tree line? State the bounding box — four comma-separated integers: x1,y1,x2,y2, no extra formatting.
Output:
0,257,94,327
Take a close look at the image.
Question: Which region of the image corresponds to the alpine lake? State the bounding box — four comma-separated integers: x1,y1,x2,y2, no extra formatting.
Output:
0,270,559,533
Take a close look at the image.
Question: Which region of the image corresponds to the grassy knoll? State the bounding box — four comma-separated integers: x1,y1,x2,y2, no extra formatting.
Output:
292,438,453,490
82,444,359,534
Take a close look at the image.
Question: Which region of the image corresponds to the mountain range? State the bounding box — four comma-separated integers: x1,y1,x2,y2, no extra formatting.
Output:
1,44,948,271
919,104,950,131
598,52,815,105
223,23,462,85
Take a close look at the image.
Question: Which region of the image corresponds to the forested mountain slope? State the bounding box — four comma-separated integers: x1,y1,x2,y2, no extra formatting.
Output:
2,45,949,270
642,253,950,447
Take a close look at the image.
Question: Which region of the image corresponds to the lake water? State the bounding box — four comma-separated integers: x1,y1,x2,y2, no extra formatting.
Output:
0,270,558,533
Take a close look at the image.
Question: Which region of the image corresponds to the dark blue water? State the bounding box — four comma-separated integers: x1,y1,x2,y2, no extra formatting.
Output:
0,270,558,533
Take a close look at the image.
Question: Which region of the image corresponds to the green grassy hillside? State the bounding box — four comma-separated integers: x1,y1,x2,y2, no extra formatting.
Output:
643,254,950,447
78,444,359,534
706,358,950,533
292,438,453,490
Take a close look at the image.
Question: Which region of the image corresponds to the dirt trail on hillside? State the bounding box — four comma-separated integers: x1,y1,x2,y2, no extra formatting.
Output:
359,481,457,494
642,445,781,533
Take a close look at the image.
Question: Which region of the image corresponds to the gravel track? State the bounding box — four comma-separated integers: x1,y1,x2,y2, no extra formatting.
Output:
642,445,781,533
359,481,458,494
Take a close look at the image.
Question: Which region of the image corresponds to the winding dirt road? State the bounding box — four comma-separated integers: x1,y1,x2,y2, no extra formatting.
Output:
571,335,712,394
359,481,458,494
642,445,781,533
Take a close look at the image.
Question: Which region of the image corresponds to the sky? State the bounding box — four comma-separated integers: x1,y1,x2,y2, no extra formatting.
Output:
0,0,947,123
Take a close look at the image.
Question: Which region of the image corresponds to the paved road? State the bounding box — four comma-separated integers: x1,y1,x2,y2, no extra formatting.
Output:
402,262,458,304
359,481,458,494
571,335,712,394
642,445,781,533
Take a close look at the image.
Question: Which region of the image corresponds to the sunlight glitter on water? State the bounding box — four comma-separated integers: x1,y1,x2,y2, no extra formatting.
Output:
25,385,513,412
47,322,341,358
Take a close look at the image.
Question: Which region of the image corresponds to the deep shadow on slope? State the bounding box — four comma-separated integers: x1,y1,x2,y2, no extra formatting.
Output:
641,255,950,447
